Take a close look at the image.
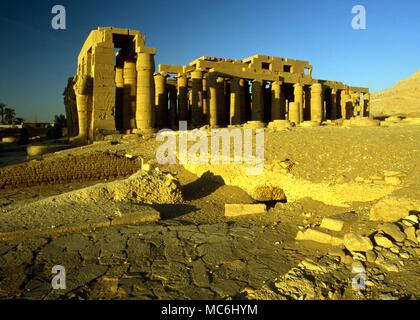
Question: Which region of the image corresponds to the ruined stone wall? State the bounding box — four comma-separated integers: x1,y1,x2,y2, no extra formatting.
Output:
0,152,141,189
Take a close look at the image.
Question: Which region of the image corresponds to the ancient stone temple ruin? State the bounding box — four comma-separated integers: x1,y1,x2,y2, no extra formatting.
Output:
65,27,370,140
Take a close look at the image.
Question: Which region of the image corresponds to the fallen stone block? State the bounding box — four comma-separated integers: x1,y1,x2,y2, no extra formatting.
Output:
320,217,345,232
374,233,394,248
225,204,267,217
343,233,373,252
295,228,343,246
370,197,420,222
380,223,406,242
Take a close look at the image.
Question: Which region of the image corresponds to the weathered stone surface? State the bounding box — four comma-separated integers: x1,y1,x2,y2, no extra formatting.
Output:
320,217,345,232
384,176,401,186
374,234,394,248
343,233,373,252
366,251,377,263
370,198,420,222
380,223,406,242
404,226,418,244
225,204,267,217
295,228,343,246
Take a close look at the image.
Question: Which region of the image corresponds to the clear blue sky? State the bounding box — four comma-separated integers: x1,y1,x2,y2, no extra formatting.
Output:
0,0,419,122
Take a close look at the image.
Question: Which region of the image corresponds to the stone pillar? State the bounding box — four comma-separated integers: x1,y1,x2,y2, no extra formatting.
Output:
340,90,352,119
207,73,218,128
216,77,226,126
330,89,337,120
251,79,264,121
271,81,283,121
73,74,93,141
168,86,178,129
230,78,245,125
244,81,251,122
177,74,189,122
123,60,137,130
362,92,370,117
310,83,323,123
288,102,300,124
136,52,155,132
115,64,124,131
191,69,203,127
202,74,208,125
293,83,304,124
154,73,167,128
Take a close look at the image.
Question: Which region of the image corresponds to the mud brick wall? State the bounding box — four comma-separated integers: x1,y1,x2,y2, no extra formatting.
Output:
0,152,141,189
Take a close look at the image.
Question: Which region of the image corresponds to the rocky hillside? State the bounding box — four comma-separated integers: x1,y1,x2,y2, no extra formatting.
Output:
371,71,420,117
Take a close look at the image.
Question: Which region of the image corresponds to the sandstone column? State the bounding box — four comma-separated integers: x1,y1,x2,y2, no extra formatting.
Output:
168,86,178,129
288,102,300,124
230,77,245,125
136,52,156,132
362,92,370,117
271,81,283,121
310,83,323,123
123,60,137,130
207,73,218,128
216,77,226,126
251,79,264,121
73,74,93,141
293,83,304,124
330,89,337,120
202,74,208,125
115,62,124,131
177,74,189,122
191,69,203,127
154,73,167,128
340,90,351,119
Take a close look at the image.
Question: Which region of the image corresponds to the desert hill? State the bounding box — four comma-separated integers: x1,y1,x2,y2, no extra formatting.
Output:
371,70,420,117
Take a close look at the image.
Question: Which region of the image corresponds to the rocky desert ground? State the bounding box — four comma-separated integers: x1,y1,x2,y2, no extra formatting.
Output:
0,115,420,300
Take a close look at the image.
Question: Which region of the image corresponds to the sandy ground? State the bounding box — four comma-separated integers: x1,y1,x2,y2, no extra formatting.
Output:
0,124,419,300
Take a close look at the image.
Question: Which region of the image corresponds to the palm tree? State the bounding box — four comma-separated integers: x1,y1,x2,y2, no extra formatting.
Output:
0,103,5,124
14,117,24,125
4,108,16,125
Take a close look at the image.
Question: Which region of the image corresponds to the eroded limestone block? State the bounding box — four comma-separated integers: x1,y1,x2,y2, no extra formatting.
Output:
343,233,373,252
370,197,420,222
295,228,343,246
225,204,267,217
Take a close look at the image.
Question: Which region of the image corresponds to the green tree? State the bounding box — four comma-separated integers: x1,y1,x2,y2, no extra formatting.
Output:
14,117,25,124
0,103,5,124
4,107,16,124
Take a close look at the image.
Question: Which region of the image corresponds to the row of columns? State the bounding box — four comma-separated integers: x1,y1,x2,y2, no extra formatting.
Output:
131,70,370,131
115,51,156,133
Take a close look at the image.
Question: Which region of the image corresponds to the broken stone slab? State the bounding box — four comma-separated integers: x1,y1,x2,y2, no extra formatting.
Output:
380,223,406,242
404,226,418,244
320,217,345,232
224,203,267,217
320,212,358,232
384,176,401,186
343,233,373,252
295,228,343,246
366,250,377,263
0,208,160,241
402,215,419,227
369,197,420,222
374,233,394,248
